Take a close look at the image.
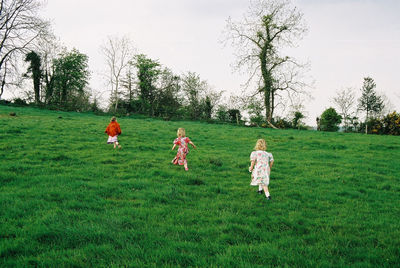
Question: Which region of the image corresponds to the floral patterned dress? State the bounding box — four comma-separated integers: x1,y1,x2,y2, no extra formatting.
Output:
172,137,191,166
250,150,274,186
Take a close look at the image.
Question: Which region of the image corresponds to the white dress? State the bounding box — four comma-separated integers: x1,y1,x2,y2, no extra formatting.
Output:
107,135,118,144
250,150,274,186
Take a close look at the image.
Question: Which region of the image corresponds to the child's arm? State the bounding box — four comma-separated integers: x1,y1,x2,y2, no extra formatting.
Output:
249,160,255,172
172,144,177,151
189,141,196,149
269,153,274,171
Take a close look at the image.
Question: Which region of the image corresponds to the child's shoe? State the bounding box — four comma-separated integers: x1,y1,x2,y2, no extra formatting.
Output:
257,190,263,195
266,196,271,200
185,167,189,171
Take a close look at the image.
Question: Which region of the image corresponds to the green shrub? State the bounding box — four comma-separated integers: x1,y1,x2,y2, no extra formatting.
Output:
366,111,400,135
383,111,400,135
320,107,342,132
13,98,28,106
274,117,292,129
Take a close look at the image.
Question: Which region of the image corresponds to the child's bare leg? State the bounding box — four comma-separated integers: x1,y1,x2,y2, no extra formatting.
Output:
116,141,121,149
113,142,117,149
257,184,263,194
184,160,188,171
263,185,270,199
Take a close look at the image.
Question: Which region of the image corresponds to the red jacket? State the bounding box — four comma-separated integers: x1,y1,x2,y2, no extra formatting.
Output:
105,121,121,137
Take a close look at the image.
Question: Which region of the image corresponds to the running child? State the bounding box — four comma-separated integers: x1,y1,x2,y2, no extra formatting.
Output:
171,128,196,171
249,139,274,200
105,116,122,149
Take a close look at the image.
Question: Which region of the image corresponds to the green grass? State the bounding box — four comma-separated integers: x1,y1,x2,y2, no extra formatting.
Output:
1,105,399,267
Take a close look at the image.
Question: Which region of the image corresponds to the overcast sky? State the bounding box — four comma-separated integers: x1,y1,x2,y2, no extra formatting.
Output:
30,0,400,124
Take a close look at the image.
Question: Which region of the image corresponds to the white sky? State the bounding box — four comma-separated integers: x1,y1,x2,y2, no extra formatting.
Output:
13,0,400,125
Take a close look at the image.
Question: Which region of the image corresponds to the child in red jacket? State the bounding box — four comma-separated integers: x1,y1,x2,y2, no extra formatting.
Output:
105,116,122,149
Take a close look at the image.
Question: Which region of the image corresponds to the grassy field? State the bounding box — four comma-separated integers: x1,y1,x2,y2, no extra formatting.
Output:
0,105,399,267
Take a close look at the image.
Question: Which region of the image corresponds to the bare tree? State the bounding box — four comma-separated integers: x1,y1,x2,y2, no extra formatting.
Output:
333,87,355,132
35,36,62,104
101,35,135,113
379,92,394,116
0,0,50,99
224,0,308,128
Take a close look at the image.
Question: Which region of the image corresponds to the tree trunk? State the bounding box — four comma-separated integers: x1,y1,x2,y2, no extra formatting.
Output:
260,47,276,127
0,62,7,100
270,89,275,121
44,71,54,104
266,120,278,129
264,89,271,121
34,74,40,104
114,89,118,113
0,78,5,100
114,78,119,113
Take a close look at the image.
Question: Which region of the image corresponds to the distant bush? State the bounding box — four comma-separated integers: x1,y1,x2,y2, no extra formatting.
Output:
249,115,264,127
0,99,11,105
13,98,28,106
274,117,292,129
228,109,241,124
367,111,400,135
367,118,384,135
383,111,400,135
216,106,229,122
320,107,342,132
292,111,305,129
272,116,307,130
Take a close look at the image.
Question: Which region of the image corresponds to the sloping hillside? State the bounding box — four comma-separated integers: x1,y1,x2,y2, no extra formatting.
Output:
1,105,399,267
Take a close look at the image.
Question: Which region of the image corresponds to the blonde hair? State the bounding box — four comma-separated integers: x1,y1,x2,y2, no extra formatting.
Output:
177,128,186,137
254,139,267,151
110,116,117,122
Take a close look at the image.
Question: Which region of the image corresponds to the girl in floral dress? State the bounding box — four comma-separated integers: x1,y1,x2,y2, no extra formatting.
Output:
249,139,274,200
171,128,196,171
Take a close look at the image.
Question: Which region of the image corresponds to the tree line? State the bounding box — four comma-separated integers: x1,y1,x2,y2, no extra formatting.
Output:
0,0,311,123
1,0,399,135
317,76,400,135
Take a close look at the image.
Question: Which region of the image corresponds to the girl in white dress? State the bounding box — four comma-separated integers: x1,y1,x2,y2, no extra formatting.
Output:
249,139,274,200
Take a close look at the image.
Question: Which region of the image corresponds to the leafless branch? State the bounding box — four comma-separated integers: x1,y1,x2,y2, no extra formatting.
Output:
222,0,310,125
100,35,135,111
0,0,50,99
